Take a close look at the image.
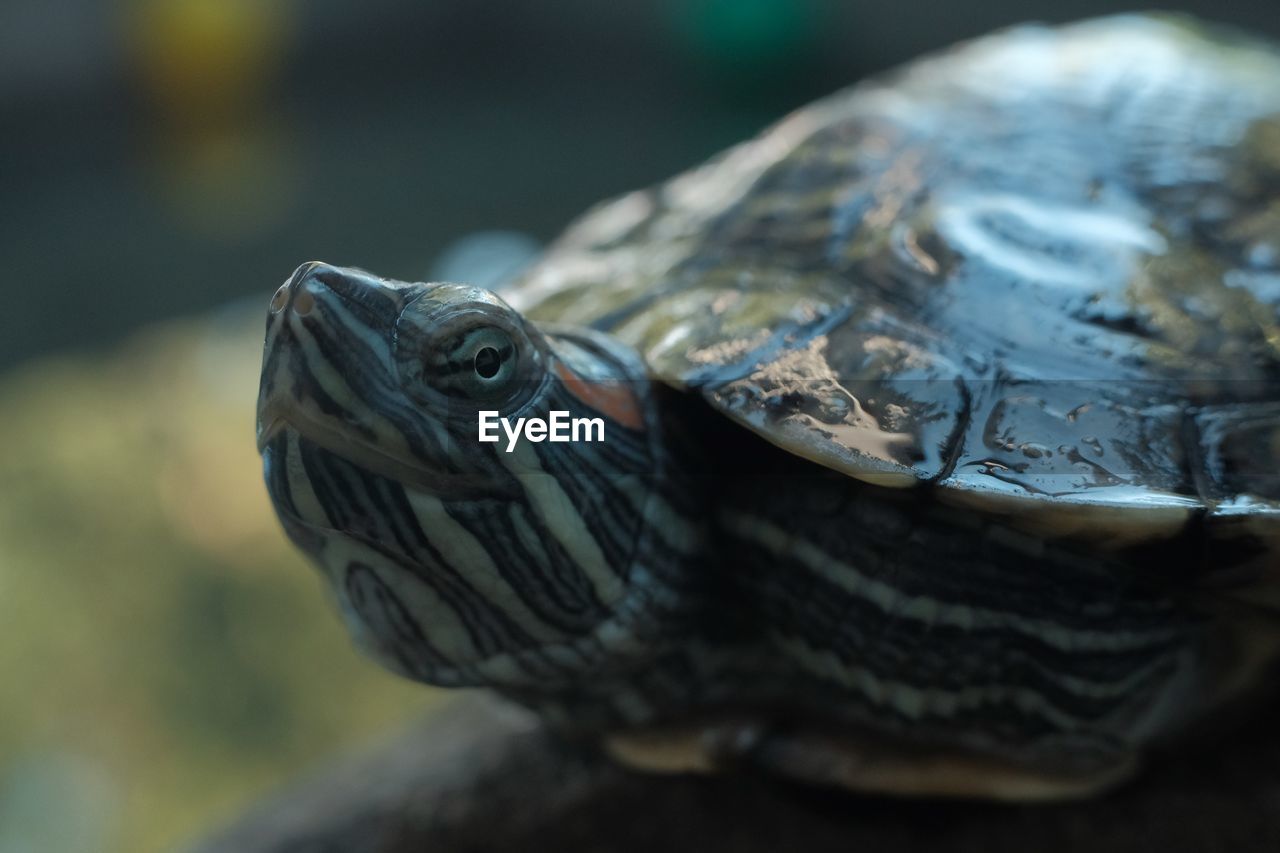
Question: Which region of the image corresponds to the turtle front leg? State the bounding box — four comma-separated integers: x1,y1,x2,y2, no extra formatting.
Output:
607,719,1138,801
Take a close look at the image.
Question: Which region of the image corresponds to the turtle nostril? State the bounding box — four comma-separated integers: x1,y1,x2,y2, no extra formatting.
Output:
292,282,317,316
268,280,318,317
271,266,324,317
269,282,291,314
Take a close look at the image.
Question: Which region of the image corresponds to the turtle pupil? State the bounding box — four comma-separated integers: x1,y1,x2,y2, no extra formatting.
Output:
474,346,502,379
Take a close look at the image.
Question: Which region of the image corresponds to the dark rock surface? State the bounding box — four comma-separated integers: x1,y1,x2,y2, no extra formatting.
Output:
193,693,1280,853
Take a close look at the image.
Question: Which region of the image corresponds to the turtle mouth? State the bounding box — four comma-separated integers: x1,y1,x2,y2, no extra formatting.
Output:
255,407,289,453
256,396,501,498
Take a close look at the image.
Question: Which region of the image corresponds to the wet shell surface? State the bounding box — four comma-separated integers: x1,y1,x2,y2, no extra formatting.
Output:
507,15,1280,548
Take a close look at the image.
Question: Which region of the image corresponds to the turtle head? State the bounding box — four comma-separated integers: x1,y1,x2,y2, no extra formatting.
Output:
258,262,701,690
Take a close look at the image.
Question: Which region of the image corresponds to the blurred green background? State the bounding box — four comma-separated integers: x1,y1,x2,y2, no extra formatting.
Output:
3,2,1280,851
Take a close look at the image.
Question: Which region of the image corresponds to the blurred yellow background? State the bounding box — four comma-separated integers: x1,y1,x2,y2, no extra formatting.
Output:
0,309,436,852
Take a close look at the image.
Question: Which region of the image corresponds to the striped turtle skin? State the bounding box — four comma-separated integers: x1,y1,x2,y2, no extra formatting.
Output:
258,16,1280,800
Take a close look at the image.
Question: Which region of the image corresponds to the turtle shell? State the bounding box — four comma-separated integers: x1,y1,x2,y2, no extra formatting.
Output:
506,16,1280,547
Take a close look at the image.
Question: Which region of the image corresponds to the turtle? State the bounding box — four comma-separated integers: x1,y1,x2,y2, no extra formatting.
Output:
256,14,1280,801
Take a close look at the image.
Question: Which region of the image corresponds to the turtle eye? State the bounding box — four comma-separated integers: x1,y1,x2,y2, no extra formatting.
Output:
452,325,519,399
473,345,502,379
395,292,541,408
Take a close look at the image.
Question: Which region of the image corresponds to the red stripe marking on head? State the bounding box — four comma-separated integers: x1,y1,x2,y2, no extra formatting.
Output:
554,361,645,431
